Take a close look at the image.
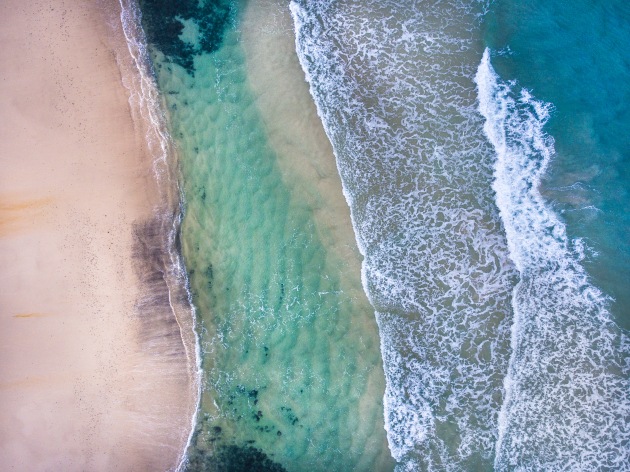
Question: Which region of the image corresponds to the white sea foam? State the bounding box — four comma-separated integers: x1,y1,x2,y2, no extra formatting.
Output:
476,49,630,471
291,1,516,469
117,1,202,470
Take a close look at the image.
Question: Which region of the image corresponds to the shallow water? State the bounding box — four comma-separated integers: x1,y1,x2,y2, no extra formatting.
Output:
136,0,392,470
131,0,630,469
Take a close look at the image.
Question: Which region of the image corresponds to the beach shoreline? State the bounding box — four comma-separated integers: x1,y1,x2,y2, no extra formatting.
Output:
0,0,196,469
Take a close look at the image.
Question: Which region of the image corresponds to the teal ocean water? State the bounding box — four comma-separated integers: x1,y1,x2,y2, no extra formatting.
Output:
125,0,629,470
485,0,630,330
292,0,629,469
134,0,392,470
479,0,630,468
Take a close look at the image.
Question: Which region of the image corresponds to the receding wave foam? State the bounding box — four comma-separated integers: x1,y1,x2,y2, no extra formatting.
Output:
291,1,516,469
117,1,202,470
476,49,630,471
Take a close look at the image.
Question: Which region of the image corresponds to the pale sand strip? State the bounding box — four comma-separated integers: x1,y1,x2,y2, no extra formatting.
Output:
240,2,393,470
240,0,363,292
0,0,194,470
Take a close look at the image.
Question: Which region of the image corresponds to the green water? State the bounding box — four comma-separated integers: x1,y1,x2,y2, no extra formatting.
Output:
139,1,393,470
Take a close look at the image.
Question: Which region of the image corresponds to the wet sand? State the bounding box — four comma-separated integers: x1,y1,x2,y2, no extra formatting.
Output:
0,0,194,469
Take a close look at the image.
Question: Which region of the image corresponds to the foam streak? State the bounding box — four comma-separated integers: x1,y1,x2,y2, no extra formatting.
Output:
476,48,630,471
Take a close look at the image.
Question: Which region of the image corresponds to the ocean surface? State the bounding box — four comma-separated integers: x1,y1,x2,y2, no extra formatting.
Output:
135,0,392,470
128,0,629,470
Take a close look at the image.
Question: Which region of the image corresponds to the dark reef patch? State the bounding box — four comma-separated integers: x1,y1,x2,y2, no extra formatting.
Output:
138,0,233,74
205,264,214,289
185,445,288,472
279,406,299,426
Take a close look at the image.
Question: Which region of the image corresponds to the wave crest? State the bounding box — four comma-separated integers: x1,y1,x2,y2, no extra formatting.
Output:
476,48,630,471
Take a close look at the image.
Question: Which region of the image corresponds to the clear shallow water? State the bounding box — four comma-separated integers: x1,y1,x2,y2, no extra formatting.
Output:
130,0,630,470
136,0,392,470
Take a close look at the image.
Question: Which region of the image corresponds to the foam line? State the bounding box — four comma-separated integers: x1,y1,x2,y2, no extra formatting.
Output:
290,2,516,468
117,1,202,470
476,48,630,471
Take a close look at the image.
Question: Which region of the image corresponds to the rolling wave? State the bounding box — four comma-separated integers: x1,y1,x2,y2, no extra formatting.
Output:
477,49,630,471
291,2,516,469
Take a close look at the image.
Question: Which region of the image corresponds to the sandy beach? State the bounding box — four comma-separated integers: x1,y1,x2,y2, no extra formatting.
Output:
0,0,195,470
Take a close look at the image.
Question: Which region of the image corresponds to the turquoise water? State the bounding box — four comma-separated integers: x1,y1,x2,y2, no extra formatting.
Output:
136,0,392,470
130,0,630,469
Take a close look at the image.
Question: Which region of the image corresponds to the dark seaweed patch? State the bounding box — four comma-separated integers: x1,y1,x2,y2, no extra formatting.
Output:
186,444,288,472
280,406,299,426
278,282,285,305
138,0,233,74
255,425,275,433
207,425,222,443
205,264,214,289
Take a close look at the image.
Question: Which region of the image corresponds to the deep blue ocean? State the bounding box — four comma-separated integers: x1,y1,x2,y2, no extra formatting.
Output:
480,1,630,468
486,0,630,330
130,0,630,469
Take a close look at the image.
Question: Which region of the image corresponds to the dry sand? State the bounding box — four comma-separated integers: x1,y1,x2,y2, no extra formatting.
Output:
0,0,195,470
